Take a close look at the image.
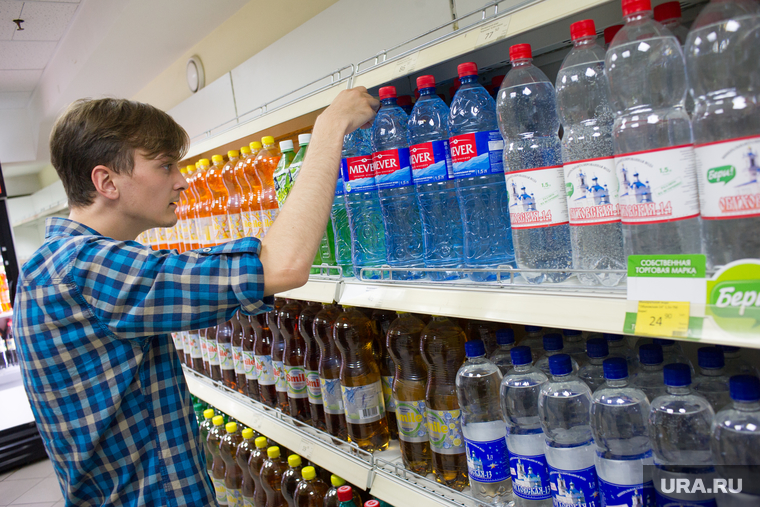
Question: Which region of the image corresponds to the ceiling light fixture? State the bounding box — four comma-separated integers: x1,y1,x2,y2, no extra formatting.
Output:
12,19,24,31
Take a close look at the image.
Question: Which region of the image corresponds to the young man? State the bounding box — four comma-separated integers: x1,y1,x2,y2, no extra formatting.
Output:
12,88,378,506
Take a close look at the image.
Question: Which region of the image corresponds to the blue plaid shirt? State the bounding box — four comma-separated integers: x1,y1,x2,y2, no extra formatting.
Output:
13,217,273,506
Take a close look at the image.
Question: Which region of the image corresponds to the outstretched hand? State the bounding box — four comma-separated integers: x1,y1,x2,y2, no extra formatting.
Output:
319,87,379,136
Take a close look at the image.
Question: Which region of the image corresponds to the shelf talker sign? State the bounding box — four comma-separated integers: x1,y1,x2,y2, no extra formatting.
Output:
706,260,760,336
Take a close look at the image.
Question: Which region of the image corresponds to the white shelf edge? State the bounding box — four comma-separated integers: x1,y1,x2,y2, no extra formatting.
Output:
370,467,476,507
12,201,68,228
0,310,12,319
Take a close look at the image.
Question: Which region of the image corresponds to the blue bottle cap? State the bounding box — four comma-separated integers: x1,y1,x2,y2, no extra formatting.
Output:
496,328,515,345
639,344,663,365
511,346,532,366
549,354,573,376
730,375,760,402
563,329,583,337
653,338,675,346
465,340,486,358
603,357,628,380
663,363,691,387
717,345,739,354
586,338,609,359
543,333,564,352
604,333,624,342
525,325,542,333
698,347,724,370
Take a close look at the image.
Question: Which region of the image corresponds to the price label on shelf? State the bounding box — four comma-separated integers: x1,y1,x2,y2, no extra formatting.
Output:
475,17,511,48
635,301,690,338
299,439,314,460
393,52,419,77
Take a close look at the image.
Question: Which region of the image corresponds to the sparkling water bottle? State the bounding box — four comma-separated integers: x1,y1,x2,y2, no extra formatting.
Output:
497,43,573,284
591,357,655,506
501,346,553,506
372,86,425,280
489,328,515,375
557,19,625,287
408,75,464,281
605,0,702,257
685,0,760,267
449,62,515,281
535,334,579,376
578,338,609,392
538,354,601,507
693,346,731,412
457,340,512,505
631,343,667,401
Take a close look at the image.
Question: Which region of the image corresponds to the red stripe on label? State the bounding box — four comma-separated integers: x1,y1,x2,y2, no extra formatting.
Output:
616,144,693,157
507,165,564,175
563,155,616,165
694,134,760,148
621,213,700,225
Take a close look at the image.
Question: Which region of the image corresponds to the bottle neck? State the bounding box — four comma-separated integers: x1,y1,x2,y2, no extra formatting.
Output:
381,97,398,106
499,343,514,350
459,75,478,85
700,367,724,377
733,400,760,412
588,356,606,366
552,372,572,381
514,363,532,372
573,36,598,49
666,385,691,396
511,58,532,68
420,87,436,97
624,10,653,24
640,363,663,373
545,349,562,357
606,378,629,388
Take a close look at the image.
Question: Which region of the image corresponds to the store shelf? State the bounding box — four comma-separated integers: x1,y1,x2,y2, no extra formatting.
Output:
0,310,12,319
12,200,68,228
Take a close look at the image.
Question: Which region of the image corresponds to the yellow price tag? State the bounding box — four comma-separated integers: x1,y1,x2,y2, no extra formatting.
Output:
635,301,690,338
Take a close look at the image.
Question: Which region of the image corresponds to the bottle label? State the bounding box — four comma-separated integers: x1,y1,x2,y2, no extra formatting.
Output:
694,135,760,220
396,399,429,443
341,381,385,424
564,156,621,226
426,409,465,455
189,334,202,359
449,130,504,177
211,214,231,243
381,376,396,413
615,144,700,224
207,341,220,366
219,342,233,370
242,496,255,507
228,212,244,240
262,209,278,232
166,224,177,244
598,478,655,507
242,350,256,379
341,155,376,193
509,452,552,500
335,176,345,197
505,165,570,229
410,140,453,183
156,227,167,244
320,377,344,415
226,488,242,506
232,345,244,374
172,333,183,351
213,477,227,504
250,211,263,238
465,436,510,484
197,216,212,245
284,364,308,398
241,210,252,237
188,217,199,242
254,355,275,385
373,148,412,189
274,166,294,205
273,360,288,393
305,370,323,404
200,337,209,361
549,465,601,507
289,160,304,184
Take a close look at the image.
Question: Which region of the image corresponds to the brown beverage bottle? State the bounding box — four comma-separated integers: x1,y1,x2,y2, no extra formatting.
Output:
334,306,390,452
199,409,216,485
271,299,290,411
188,330,205,374
231,313,248,396
420,315,468,491
387,312,432,475
208,415,229,505
242,315,260,402
208,327,223,381
253,313,277,408
299,302,325,430
281,300,310,422
260,446,288,507
323,476,362,507
293,466,328,507
218,320,236,390
221,422,244,506
312,304,347,440
371,309,399,441
248,436,269,507
237,428,256,507
280,454,303,507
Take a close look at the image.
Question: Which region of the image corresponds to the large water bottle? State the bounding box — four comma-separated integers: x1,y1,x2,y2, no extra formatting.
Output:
538,354,601,507
341,128,387,279
489,328,515,376
693,346,731,412
578,337,609,392
556,20,626,287
456,340,512,505
630,343,667,401
500,346,553,506
685,0,760,267
408,75,465,281
605,0,702,256
372,86,425,280
331,170,354,277
535,334,579,376
590,357,655,506
448,62,515,281
520,326,544,356
653,338,694,373
497,44,573,284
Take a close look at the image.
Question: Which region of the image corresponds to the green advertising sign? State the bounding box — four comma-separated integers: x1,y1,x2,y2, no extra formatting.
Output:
706,165,736,185
706,260,760,334
628,254,706,278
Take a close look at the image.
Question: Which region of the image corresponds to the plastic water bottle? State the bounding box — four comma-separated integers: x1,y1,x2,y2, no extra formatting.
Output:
538,354,601,507
408,75,464,280
448,62,515,281
520,326,544,356
535,334,579,376
718,345,760,378
331,172,354,277
693,346,731,412
653,338,694,373
605,0,702,257
604,333,638,373
578,338,609,392
500,346,553,506
590,357,655,506
556,20,626,287
372,86,425,280
457,340,512,505
562,329,587,366
654,1,689,44
497,43,573,284
489,328,515,375
685,0,760,267
631,343,667,401
649,364,717,506
341,128,387,279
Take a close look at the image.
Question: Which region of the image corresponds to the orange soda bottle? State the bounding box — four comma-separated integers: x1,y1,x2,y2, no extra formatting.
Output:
293,466,328,507
208,415,229,505
221,421,244,506
176,165,190,252
208,154,232,245
260,446,288,507
252,137,282,236
184,164,202,249
248,436,269,507
233,145,253,237
313,304,348,440
236,428,257,507
281,300,310,423
299,302,326,431
241,141,264,238
280,454,303,507
194,159,214,247
223,149,245,241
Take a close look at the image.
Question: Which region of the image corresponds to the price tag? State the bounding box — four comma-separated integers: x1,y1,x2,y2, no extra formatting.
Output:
299,439,314,460
635,301,690,338
249,413,261,430
475,18,511,48
393,52,419,77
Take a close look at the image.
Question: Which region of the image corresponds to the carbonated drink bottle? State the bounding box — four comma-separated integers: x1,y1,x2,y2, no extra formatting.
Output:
237,428,256,507
281,454,303,507
420,315,468,490
334,307,390,451
556,20,625,286
242,315,259,402
323,476,362,507
497,43,573,284
313,304,348,440
488,328,514,375
241,141,264,238
188,330,204,374
300,302,326,430
281,300,310,422
273,302,290,412
230,145,252,237
293,466,328,507
218,319,236,390
372,85,425,279
457,340,512,505
630,343,666,401
654,1,688,44
718,345,760,377
273,140,297,206
693,346,731,412
408,75,464,280
605,0,702,257
209,415,229,505
337,486,358,507
448,62,515,281
200,409,216,485
223,150,245,241
208,326,222,382
254,313,277,408
500,346,552,506
538,354,600,507
208,154,232,245
253,137,282,236
386,312,431,474
331,162,354,277
222,422,244,506
261,446,288,507
182,164,201,249
535,333,580,376
193,159,214,247
232,313,247,395
372,309,399,441
288,134,310,185
520,325,544,355
248,436,269,507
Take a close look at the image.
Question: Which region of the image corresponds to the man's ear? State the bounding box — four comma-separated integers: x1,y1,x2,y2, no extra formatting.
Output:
91,165,119,201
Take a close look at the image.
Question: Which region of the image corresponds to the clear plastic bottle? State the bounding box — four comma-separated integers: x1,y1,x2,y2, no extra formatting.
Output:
535,333,579,376
273,140,297,207
331,168,354,277
231,313,247,396
254,313,277,408
261,446,288,507
337,486,359,507
236,428,256,507
221,422,244,507
556,20,626,287
604,333,638,374
520,326,544,356
693,346,731,412
631,343,667,401
497,44,573,284
223,150,246,242
653,338,694,373
457,340,512,505
281,454,303,507
718,345,760,378
241,141,265,238
653,1,689,44
605,0,702,257
489,328,515,375
313,304,348,440
209,415,229,506
252,137,282,236
590,357,655,506
372,309,399,442
538,354,601,507
300,302,326,430
293,466,328,507
408,75,464,281
500,346,552,506
578,337,609,392
208,154,232,246
199,408,216,487
372,86,425,279
448,62,515,281
218,320,237,390
248,436,269,507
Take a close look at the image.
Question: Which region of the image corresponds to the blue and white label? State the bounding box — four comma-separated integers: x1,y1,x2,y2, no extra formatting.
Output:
465,436,510,484
335,175,345,197
598,478,655,507
549,465,600,507
341,155,376,193
410,140,453,183
373,148,412,189
510,453,552,500
320,377,344,415
449,130,504,177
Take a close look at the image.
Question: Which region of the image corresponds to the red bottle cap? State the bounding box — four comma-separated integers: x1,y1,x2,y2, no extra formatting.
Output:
457,62,478,78
397,95,412,107
365,502,380,507
416,75,436,90
622,0,652,17
654,1,681,21
509,43,532,61
337,485,354,502
491,75,505,88
570,19,597,41
378,86,397,100
604,24,624,45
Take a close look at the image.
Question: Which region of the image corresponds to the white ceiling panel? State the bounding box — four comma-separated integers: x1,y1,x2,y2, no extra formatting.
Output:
0,1,24,41
14,2,79,41
0,40,57,69
0,69,43,91
0,91,31,109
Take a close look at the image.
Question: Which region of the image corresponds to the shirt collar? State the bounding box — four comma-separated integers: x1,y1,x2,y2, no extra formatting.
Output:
45,217,103,240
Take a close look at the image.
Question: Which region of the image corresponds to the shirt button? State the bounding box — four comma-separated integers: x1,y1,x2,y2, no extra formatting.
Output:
203,248,212,253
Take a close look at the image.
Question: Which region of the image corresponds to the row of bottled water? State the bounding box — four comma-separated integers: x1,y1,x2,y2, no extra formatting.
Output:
331,0,760,286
